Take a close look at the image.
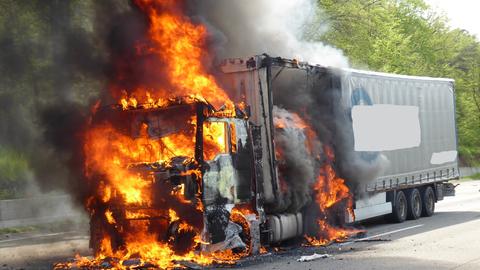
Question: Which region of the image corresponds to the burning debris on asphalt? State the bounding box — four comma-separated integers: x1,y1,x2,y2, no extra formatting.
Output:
53,0,360,269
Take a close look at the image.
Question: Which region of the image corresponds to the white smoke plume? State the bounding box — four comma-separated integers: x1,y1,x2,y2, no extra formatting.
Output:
192,0,349,67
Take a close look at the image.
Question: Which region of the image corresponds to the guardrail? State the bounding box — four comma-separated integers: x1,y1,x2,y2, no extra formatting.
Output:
0,194,85,229
459,167,480,178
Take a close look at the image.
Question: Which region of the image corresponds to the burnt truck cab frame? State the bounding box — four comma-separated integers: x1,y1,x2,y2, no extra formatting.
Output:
91,100,263,253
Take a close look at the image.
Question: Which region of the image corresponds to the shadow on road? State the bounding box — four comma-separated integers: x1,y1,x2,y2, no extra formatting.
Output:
358,210,480,240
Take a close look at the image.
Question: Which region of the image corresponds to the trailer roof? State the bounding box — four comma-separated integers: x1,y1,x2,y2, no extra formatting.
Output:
336,67,455,83
220,55,455,83
262,55,455,83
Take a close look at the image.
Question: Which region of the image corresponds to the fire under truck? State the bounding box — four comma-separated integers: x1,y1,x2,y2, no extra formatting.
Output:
91,55,459,255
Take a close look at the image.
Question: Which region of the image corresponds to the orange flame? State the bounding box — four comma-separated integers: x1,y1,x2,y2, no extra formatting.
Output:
307,145,357,245
203,121,227,160
118,0,233,110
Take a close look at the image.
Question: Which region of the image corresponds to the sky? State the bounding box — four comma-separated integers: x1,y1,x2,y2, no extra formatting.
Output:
425,0,480,39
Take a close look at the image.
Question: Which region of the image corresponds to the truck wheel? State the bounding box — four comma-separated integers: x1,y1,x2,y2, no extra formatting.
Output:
231,211,251,255
90,214,110,254
406,188,422,220
390,190,407,223
421,186,435,217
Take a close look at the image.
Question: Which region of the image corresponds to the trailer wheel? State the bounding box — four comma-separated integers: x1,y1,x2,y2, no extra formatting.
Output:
390,190,407,223
406,188,422,220
421,186,435,217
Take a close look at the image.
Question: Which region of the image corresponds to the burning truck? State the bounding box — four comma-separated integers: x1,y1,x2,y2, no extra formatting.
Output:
60,1,459,269
77,55,459,269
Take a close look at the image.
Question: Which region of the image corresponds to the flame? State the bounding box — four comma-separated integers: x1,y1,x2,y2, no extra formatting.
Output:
274,112,308,130
169,208,179,222
213,205,256,261
81,113,211,267
273,109,356,246
306,145,357,245
105,210,116,224
203,121,227,160
115,0,233,110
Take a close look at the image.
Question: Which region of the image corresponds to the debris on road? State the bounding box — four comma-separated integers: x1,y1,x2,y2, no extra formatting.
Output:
297,253,332,262
340,238,391,246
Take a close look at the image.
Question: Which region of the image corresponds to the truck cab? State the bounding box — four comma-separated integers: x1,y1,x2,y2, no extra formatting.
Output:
89,99,262,254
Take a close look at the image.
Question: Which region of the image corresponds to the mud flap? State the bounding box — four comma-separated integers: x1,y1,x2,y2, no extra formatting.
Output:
442,182,456,197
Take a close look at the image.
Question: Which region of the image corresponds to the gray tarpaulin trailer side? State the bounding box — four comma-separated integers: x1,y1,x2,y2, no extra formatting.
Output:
340,68,458,188
336,68,459,221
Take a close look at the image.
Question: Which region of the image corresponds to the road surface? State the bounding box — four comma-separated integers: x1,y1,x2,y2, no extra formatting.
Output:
240,180,480,270
0,180,479,270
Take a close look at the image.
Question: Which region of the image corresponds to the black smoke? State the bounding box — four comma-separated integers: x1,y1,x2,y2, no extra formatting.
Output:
271,106,320,213
271,67,388,197
0,0,144,203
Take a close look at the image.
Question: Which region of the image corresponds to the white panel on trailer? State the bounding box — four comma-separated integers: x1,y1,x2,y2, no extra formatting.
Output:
354,202,392,221
352,104,421,151
353,192,392,221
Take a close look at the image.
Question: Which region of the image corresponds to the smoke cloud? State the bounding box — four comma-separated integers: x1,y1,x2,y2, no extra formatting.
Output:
190,0,349,67
0,0,135,202
272,106,320,213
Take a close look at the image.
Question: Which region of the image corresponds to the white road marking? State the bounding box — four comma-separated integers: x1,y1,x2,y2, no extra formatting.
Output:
341,224,424,245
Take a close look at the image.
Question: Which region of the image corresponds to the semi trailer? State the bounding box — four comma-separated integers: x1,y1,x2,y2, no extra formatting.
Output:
90,55,459,256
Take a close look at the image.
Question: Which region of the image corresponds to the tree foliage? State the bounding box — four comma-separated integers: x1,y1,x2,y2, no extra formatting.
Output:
0,0,106,198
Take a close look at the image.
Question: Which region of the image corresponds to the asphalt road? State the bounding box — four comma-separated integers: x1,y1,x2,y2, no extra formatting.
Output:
239,180,480,270
0,180,479,270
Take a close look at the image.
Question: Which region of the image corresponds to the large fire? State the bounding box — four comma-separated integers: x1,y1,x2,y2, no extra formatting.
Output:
306,145,356,245
55,0,357,269
115,0,232,110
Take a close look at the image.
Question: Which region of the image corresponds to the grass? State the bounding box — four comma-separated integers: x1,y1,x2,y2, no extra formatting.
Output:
453,173,480,184
464,173,480,180
0,148,29,199
0,220,86,235
0,225,36,234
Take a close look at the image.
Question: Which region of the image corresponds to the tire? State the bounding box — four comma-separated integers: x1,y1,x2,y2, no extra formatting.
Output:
421,186,435,217
390,190,408,223
231,211,251,255
406,188,422,220
90,212,123,254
